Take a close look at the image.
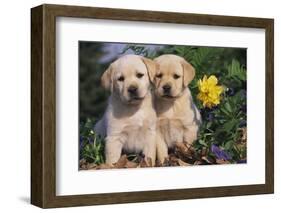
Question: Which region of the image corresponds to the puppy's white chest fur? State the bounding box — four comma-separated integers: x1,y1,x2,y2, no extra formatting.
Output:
158,118,187,148
96,93,157,153
113,108,156,152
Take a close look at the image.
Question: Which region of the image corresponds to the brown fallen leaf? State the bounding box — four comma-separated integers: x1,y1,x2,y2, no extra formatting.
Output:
175,142,194,157
237,127,247,144
169,155,180,166
125,161,139,168
216,159,231,164
114,155,128,168
79,159,87,167
80,164,88,170
87,163,97,169
95,163,113,170
194,161,202,165
201,156,216,164
177,159,192,166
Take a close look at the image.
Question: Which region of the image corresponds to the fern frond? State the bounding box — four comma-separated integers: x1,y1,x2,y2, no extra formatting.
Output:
227,59,246,81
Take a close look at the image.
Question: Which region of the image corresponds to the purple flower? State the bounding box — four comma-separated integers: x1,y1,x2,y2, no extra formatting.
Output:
206,113,215,121
237,159,247,164
239,120,246,128
211,144,231,160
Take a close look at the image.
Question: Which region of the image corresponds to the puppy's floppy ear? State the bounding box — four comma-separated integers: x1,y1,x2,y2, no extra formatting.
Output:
181,59,195,87
101,64,113,91
141,57,157,83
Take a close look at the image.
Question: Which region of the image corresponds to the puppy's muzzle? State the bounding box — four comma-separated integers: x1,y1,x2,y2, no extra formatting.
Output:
128,85,138,97
162,84,171,95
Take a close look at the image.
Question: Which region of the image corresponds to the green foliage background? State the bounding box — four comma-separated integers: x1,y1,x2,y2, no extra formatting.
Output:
79,42,109,121
79,42,247,165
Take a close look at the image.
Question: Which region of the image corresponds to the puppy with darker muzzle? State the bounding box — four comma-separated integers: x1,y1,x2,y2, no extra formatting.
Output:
94,55,157,165
153,54,201,163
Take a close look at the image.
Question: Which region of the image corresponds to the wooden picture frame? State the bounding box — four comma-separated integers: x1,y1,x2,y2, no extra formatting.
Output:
31,4,274,208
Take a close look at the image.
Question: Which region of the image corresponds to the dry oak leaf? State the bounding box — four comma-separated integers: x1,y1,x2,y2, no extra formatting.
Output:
125,161,139,168
169,155,181,166
95,163,114,170
87,163,97,169
177,159,192,166
216,159,231,164
114,155,128,168
175,142,194,158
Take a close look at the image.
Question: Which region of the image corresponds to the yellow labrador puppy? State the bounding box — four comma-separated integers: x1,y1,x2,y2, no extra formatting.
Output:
153,54,201,163
95,55,157,165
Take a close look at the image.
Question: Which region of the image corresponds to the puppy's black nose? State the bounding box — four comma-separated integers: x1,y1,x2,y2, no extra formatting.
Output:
163,84,171,93
128,85,138,95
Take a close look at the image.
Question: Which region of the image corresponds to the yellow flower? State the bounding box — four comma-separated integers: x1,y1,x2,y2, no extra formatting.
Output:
197,75,223,108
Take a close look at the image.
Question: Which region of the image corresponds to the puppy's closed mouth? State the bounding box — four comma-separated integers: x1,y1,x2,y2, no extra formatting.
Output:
162,95,176,99
132,97,144,100
129,96,144,102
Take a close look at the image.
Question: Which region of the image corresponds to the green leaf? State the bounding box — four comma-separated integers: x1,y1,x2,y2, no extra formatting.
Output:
225,102,232,113
220,107,230,116
206,121,212,129
224,140,234,150
227,59,246,81
198,139,208,147
223,119,237,132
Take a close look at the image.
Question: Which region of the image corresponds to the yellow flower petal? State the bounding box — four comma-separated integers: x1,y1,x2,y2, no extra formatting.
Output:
207,75,218,86
203,75,208,82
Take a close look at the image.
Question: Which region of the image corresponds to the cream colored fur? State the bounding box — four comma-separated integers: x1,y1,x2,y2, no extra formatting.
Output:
95,55,157,165
153,54,201,163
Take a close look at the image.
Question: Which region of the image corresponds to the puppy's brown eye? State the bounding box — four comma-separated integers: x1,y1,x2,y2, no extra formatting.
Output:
136,73,144,78
118,76,124,81
173,74,180,79
156,73,163,78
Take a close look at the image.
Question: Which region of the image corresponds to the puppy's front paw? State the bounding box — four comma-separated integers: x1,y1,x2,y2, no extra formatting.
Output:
105,138,123,165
